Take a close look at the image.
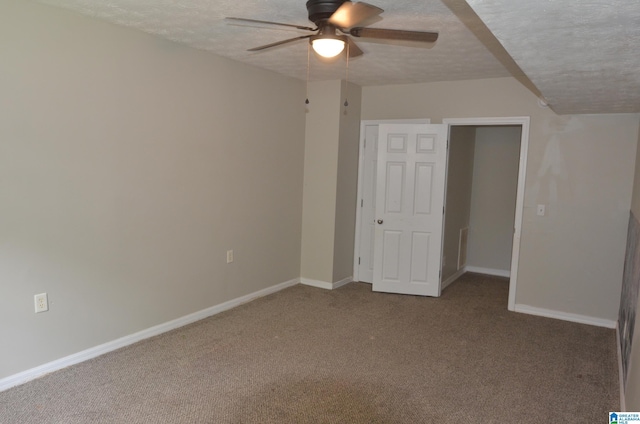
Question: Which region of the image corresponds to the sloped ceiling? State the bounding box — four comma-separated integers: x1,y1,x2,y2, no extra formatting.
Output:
36,0,640,115
465,0,640,115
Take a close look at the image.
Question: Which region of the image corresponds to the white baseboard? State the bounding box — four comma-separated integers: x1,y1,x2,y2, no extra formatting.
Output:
0,278,300,392
617,320,626,411
300,278,333,289
300,276,353,290
514,304,616,329
333,276,353,289
465,266,510,278
441,268,465,290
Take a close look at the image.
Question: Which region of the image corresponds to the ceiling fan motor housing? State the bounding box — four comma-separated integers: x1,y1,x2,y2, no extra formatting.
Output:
306,0,346,24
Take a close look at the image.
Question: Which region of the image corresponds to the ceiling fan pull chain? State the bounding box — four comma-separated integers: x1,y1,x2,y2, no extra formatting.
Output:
305,43,311,105
344,42,349,107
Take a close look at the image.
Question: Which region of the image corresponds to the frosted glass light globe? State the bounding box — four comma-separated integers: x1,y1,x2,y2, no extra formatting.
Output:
312,38,345,58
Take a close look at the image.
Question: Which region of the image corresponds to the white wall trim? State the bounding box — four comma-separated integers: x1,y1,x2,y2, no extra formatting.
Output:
0,278,300,392
441,268,465,290
617,320,626,411
300,277,353,290
465,266,511,278
333,276,353,289
443,116,529,312
515,304,616,329
300,278,333,289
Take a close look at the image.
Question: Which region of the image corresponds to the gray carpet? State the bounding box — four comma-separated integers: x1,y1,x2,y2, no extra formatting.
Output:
0,273,619,423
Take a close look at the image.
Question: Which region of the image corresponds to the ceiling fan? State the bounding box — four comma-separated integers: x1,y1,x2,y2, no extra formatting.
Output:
227,0,439,59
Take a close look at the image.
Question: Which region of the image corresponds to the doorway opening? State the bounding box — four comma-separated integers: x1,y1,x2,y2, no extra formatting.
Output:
443,117,529,311
353,117,529,311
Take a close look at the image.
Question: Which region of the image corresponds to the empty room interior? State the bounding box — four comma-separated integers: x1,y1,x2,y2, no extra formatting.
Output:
2,0,640,422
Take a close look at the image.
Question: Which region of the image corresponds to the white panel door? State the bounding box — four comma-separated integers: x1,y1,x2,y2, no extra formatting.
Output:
372,124,448,296
355,119,430,283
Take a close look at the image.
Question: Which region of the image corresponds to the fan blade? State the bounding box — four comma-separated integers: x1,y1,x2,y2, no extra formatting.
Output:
329,2,383,29
350,27,438,43
346,37,364,57
247,35,312,51
226,17,316,32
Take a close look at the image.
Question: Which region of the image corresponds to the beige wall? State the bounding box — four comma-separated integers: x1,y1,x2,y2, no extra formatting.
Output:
442,127,475,281
301,80,361,284
0,0,305,379
467,126,521,273
622,118,640,410
301,81,342,283
333,82,362,282
362,78,639,321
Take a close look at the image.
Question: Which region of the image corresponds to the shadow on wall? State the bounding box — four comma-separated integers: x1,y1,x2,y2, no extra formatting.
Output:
527,116,583,207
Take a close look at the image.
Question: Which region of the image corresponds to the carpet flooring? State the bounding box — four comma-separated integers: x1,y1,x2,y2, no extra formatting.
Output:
0,273,619,423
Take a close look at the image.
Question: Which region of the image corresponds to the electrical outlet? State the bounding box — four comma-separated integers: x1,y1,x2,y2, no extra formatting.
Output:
34,293,48,313
226,249,234,263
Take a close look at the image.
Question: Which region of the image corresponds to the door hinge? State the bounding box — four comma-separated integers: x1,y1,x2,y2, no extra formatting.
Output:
358,257,361,265
361,199,363,207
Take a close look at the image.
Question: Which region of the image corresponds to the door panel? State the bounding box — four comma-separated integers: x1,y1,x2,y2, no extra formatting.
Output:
381,230,402,281
410,232,430,283
385,162,405,213
372,124,448,296
414,163,434,214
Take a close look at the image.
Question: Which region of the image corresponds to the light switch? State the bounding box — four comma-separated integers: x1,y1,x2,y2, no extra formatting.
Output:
536,204,545,216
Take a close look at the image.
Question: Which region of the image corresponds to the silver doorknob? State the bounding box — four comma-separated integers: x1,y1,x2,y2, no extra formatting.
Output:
377,219,384,224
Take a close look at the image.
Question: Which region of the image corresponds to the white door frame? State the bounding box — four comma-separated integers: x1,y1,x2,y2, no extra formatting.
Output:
442,116,530,312
353,119,430,283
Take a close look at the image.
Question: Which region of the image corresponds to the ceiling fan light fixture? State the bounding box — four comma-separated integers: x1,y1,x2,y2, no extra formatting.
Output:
232,0,439,61
311,37,345,58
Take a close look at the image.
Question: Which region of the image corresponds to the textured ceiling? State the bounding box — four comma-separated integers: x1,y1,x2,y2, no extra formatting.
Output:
36,0,640,114
466,0,640,114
